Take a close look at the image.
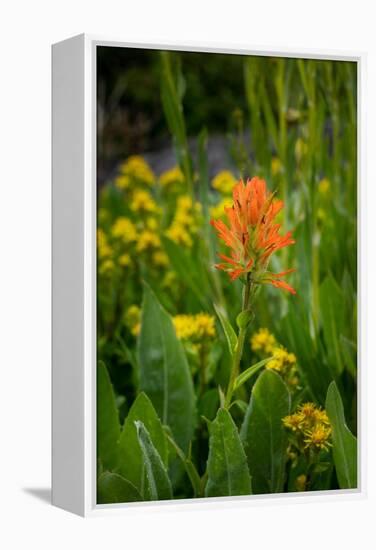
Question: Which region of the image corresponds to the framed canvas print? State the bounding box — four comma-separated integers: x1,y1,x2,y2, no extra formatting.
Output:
52,34,365,516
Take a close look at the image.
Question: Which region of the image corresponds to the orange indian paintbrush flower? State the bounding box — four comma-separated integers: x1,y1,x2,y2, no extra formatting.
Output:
210,177,296,294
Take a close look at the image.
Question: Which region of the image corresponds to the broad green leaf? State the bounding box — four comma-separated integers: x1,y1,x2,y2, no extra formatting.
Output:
325,381,357,489
97,472,142,504
117,392,168,496
138,284,196,452
205,408,252,497
97,361,120,470
240,369,290,494
233,357,272,391
135,421,173,501
320,276,345,377
214,303,237,357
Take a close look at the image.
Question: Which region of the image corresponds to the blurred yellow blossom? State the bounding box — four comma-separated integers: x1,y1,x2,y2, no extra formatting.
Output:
111,217,137,243
136,230,161,252
131,190,159,214
115,174,131,190
146,217,159,230
165,223,193,248
119,253,132,267
212,170,237,195
152,250,169,267
271,157,283,176
250,328,277,355
119,155,155,185
318,177,330,195
165,195,201,248
159,166,185,189
124,304,141,336
266,347,297,374
97,229,113,259
209,197,233,220
99,259,115,275
173,313,216,342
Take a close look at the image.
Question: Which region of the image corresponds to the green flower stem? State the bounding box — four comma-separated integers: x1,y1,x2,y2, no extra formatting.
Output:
224,274,252,409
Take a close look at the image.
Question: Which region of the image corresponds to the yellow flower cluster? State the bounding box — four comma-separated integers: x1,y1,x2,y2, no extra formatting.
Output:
250,327,277,355
118,155,155,186
211,170,237,195
159,166,185,190
173,313,216,342
124,304,141,336
130,189,159,214
111,217,137,243
136,230,161,253
165,195,201,248
251,328,299,388
266,347,297,374
283,402,332,452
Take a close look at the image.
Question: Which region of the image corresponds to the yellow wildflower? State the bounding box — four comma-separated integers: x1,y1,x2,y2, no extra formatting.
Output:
159,166,185,188
162,270,178,290
99,259,115,275
119,155,155,186
282,413,305,432
173,313,216,342
212,170,237,195
209,197,233,220
304,424,332,451
318,177,330,195
165,223,193,248
146,217,159,231
298,402,317,420
124,305,141,336
152,250,169,267
98,208,109,224
118,253,132,267
136,230,161,252
130,190,159,214
267,347,297,374
251,328,277,355
111,217,137,243
115,174,131,190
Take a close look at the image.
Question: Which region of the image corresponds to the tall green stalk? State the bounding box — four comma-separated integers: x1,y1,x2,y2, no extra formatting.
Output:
224,274,252,408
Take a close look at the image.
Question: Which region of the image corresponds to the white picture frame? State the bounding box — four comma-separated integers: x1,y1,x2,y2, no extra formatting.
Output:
52,33,366,517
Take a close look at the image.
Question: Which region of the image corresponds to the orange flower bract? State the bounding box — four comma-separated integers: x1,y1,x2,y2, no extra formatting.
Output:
210,177,296,293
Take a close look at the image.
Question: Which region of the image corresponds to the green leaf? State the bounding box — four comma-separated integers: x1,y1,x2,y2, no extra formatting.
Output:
320,276,345,377
135,421,173,501
236,309,253,329
138,284,196,452
97,361,121,470
240,369,291,494
325,381,357,489
214,303,237,357
233,357,272,392
117,392,168,496
205,408,252,497
97,472,142,504
165,430,203,497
